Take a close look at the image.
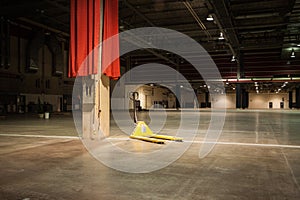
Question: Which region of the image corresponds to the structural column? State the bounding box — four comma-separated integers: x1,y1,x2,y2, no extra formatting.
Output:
82,76,96,139
296,87,300,109
242,89,248,109
289,91,293,109
98,75,110,137
175,84,181,109
97,0,110,137
236,84,242,108
205,92,210,108
236,51,244,109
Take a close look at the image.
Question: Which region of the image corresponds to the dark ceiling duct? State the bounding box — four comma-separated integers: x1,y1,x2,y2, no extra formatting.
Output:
26,29,64,76
26,30,44,72
0,17,11,69
282,0,300,58
46,34,63,76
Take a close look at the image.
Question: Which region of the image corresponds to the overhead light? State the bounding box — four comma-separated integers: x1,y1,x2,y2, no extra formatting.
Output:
218,32,224,40
231,55,236,62
206,14,214,21
44,31,50,35
180,85,183,88
291,49,295,58
297,43,300,47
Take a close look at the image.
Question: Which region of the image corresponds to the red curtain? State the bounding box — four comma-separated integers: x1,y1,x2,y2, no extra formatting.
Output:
69,0,100,77
102,0,120,80
69,0,120,79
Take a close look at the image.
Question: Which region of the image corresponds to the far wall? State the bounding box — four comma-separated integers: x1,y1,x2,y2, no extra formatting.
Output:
114,84,290,110
202,92,289,109
249,93,288,109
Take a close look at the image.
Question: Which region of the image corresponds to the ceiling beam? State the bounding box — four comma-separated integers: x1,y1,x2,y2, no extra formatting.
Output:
210,0,241,77
121,1,181,67
17,17,69,37
122,0,156,27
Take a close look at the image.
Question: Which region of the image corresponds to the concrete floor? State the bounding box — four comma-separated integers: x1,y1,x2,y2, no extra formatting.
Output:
1,110,300,199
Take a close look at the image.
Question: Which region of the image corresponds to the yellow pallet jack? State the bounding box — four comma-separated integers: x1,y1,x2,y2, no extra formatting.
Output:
129,92,183,144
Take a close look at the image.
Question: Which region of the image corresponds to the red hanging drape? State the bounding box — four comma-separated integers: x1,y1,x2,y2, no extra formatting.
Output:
69,0,100,77
69,0,120,79
102,0,120,80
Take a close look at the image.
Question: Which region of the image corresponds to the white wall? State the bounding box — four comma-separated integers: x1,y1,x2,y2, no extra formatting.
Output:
123,85,176,109
249,93,288,109
121,85,290,110
211,93,236,109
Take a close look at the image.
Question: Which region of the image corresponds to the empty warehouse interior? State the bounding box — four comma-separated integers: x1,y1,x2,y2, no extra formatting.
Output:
1,0,300,199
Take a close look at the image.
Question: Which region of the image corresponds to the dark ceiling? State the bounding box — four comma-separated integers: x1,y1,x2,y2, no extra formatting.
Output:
1,0,300,91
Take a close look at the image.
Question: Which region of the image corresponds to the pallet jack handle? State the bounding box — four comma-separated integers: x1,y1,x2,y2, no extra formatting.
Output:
129,92,139,123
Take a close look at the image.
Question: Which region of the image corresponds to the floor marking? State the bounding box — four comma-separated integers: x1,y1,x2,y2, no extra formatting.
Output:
0,133,79,140
2,134,300,149
108,138,300,149
184,140,300,149
106,137,130,141
280,149,300,190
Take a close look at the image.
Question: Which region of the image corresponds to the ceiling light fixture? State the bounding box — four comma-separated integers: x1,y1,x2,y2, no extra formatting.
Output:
291,49,296,58
231,55,236,62
206,14,214,21
218,32,224,40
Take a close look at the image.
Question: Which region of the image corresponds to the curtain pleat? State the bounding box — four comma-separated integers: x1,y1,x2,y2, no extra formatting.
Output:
102,0,120,80
69,0,120,80
69,0,100,77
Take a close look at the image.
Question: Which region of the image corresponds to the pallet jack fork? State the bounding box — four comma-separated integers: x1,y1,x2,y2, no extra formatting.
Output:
129,92,183,144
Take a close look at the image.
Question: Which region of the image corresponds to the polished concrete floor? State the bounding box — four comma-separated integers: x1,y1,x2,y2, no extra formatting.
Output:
1,110,300,199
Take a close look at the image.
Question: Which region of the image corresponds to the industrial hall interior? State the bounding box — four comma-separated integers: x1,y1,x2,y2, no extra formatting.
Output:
1,0,300,199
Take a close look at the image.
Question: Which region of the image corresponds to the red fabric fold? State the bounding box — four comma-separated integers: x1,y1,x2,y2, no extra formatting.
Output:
102,0,120,80
69,0,100,77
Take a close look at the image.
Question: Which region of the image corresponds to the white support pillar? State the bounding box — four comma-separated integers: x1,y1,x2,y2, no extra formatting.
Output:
82,76,96,139
98,74,110,137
